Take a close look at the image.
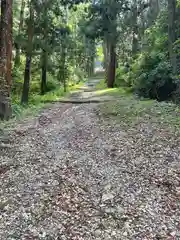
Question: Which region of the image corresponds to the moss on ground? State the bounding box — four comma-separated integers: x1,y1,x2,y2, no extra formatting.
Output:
95,79,132,96
95,79,107,90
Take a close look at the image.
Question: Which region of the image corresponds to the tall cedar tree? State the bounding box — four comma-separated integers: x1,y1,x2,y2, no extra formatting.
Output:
0,0,12,120
21,0,34,104
168,0,177,75
14,0,25,67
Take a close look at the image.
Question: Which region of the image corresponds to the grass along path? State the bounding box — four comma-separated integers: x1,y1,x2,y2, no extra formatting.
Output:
96,79,180,131
0,82,84,130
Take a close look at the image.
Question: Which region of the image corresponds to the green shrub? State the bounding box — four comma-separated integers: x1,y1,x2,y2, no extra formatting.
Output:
46,74,59,92
72,67,86,83
30,81,40,93
12,104,23,117
122,10,177,102
115,65,129,87
132,52,176,101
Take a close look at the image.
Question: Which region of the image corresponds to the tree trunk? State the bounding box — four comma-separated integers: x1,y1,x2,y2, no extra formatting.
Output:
14,0,25,67
21,56,31,104
21,0,34,104
87,39,95,76
6,0,13,92
103,40,108,70
90,54,94,76
147,0,160,27
107,43,116,88
62,5,68,93
62,50,67,93
132,3,139,56
104,39,110,83
0,0,12,120
168,0,177,75
41,50,47,95
40,1,48,95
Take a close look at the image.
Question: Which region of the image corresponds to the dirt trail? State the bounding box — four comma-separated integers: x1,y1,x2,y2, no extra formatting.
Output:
0,78,180,239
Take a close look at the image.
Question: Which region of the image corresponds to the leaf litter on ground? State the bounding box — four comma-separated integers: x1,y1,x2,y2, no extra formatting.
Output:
0,80,180,239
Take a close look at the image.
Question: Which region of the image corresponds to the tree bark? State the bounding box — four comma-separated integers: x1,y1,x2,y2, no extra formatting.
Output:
103,40,108,70
40,1,48,95
168,0,177,75
6,0,13,91
62,5,68,93
41,49,47,95
147,0,160,27
21,0,34,104
104,38,110,83
0,0,12,120
107,43,116,88
132,2,139,56
14,0,25,67
62,49,67,93
21,56,31,104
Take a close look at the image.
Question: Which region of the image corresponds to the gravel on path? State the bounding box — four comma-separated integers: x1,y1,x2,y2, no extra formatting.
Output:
0,81,180,239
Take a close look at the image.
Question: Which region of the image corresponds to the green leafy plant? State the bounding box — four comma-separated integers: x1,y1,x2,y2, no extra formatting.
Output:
132,52,176,101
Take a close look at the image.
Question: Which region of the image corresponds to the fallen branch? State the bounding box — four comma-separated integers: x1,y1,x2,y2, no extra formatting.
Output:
42,99,113,104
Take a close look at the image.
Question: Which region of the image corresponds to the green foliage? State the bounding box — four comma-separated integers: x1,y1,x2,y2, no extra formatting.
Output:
95,79,106,90
29,88,66,105
144,10,168,53
115,65,131,87
12,104,24,118
9,0,180,122
10,1,93,105
10,80,84,122
131,52,175,101
71,67,87,83
116,10,178,102
46,75,60,92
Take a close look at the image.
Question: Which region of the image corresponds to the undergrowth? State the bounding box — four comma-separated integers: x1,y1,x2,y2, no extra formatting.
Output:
95,79,107,90
95,79,132,96
96,81,180,130
0,82,84,129
99,96,180,130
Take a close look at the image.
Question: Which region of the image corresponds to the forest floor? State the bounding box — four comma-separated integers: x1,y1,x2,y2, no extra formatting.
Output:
0,77,180,239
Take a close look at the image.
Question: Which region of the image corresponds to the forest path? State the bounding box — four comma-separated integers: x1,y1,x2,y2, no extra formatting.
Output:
59,77,115,103
0,76,180,239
